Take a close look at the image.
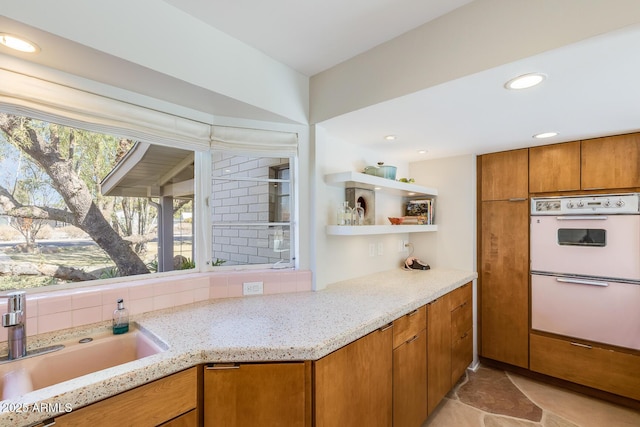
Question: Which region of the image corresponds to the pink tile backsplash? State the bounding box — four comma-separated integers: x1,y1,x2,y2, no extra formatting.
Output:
1,270,312,340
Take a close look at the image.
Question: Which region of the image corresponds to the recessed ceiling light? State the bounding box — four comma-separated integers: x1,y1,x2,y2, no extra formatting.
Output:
533,132,558,139
504,73,546,90
417,150,427,154
0,33,39,53
384,135,396,141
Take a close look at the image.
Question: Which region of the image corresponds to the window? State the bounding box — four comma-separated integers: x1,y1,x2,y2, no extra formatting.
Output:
0,69,299,289
211,151,295,268
0,113,195,291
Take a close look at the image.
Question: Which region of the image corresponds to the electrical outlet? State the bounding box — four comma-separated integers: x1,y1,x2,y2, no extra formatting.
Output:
369,243,376,257
243,281,264,295
377,242,384,256
397,240,405,252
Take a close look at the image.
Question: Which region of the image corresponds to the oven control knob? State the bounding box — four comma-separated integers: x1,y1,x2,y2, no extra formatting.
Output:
603,200,611,207
616,199,625,207
577,201,584,207
566,201,574,208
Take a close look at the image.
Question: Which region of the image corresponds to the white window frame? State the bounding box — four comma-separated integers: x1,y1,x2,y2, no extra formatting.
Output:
208,149,297,270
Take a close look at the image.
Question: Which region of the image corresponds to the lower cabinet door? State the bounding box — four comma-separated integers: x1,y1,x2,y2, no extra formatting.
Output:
393,329,427,427
530,333,640,400
314,327,393,427
204,362,310,427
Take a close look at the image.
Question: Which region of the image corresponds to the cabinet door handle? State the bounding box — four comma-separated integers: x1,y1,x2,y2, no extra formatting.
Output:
407,309,419,317
406,335,419,344
42,420,56,427
206,363,240,370
508,198,527,202
570,342,593,350
379,323,393,332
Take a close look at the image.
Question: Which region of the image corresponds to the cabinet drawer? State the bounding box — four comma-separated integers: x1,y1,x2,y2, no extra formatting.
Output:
449,282,471,311
451,301,472,338
530,334,640,400
55,367,197,426
393,306,426,349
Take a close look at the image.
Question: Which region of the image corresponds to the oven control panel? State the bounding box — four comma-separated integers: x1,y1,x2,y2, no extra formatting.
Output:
531,193,640,215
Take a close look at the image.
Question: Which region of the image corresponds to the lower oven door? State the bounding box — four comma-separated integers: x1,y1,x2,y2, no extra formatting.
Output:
531,274,640,350
530,214,640,281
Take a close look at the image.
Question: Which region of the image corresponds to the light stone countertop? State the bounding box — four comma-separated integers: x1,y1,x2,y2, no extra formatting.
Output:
2,267,476,426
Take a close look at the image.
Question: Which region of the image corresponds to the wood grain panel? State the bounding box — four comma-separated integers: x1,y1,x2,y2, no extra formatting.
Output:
393,306,426,349
529,141,581,193
427,294,451,415
314,328,393,427
393,330,428,427
530,334,640,400
55,367,197,427
480,199,529,368
581,133,640,190
480,149,528,201
204,362,309,427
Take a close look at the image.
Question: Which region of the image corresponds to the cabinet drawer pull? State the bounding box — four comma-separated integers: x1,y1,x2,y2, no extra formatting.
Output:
42,420,56,427
570,342,593,350
206,363,240,370
407,309,419,317
508,198,527,202
379,323,393,332
460,332,468,339
406,335,419,344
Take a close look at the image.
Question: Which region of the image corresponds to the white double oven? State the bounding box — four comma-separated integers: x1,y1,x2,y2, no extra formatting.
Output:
530,193,640,350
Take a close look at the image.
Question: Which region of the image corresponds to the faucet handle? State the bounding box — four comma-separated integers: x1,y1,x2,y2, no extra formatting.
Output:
2,291,26,327
6,291,26,312
2,311,22,327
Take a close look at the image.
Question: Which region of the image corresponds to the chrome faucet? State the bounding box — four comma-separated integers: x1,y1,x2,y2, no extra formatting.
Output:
2,291,27,360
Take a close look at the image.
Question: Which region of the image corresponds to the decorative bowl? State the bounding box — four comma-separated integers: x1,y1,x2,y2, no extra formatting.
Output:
388,217,404,225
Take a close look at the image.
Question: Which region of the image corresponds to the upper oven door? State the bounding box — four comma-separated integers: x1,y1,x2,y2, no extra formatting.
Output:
530,214,640,281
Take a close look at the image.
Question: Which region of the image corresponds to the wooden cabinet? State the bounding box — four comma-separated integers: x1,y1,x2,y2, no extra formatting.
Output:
479,150,529,369
480,149,528,201
479,199,529,368
314,327,393,427
392,307,427,427
426,293,451,415
450,282,473,385
54,367,198,427
529,141,581,193
530,333,640,400
581,133,640,190
203,362,311,427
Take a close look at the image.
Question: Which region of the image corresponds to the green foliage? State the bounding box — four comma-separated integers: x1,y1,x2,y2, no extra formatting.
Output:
179,257,196,270
147,258,158,273
211,258,226,266
100,267,120,279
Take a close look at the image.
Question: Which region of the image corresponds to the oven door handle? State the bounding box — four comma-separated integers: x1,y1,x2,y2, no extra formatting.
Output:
556,277,609,287
555,216,608,220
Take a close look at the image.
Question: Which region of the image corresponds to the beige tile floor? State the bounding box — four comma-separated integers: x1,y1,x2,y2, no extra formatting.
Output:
424,365,640,427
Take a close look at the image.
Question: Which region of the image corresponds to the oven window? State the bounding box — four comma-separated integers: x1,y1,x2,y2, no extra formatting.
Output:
557,228,606,247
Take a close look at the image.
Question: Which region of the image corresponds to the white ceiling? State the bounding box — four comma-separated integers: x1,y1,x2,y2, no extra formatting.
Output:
163,0,473,77
164,0,640,162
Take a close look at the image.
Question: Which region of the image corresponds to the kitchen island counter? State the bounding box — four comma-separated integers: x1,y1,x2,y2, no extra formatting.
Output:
2,267,476,426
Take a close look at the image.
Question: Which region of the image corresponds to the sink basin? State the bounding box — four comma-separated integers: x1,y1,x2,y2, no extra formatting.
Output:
0,326,167,399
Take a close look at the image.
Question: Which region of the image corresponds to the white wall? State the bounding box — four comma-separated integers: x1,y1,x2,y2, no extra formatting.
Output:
313,125,413,289
408,155,476,271
409,154,478,368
